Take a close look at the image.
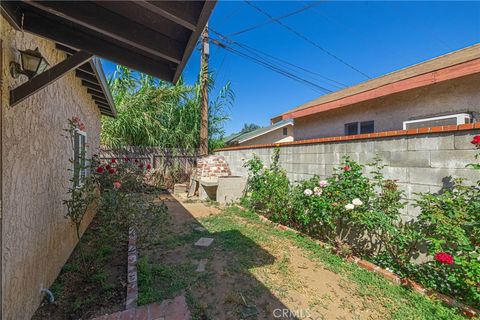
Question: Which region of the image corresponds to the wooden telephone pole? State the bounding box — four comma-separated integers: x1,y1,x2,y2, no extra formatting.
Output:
199,23,209,156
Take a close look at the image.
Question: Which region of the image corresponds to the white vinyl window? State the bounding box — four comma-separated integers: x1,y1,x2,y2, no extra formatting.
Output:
73,129,87,187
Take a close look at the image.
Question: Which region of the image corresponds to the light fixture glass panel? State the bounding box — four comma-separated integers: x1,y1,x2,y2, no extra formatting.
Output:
37,58,49,74
21,52,42,73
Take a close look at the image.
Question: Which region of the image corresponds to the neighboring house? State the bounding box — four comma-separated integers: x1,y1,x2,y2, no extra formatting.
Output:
225,120,294,146
271,44,480,141
0,2,215,319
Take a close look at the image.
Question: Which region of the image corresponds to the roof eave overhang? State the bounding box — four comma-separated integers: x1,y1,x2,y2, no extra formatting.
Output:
1,1,217,83
55,44,116,117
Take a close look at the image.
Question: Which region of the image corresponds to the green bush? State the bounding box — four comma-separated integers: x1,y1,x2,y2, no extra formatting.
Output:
242,148,291,222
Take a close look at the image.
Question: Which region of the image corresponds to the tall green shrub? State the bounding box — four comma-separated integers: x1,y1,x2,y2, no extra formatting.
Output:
242,148,291,222
101,66,233,152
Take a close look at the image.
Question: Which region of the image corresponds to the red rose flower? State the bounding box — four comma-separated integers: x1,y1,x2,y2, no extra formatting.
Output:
124,157,129,162
434,252,454,265
134,159,139,163
96,166,104,174
105,164,111,170
146,163,152,170
344,165,351,171
111,158,117,163
108,168,116,175
471,135,480,146
139,163,144,169
79,123,85,131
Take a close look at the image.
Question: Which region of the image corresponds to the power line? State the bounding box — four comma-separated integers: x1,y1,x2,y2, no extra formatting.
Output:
229,2,323,37
212,29,347,89
244,0,372,79
210,36,333,94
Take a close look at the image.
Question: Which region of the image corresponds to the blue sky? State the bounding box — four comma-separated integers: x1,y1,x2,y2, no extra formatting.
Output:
102,1,480,135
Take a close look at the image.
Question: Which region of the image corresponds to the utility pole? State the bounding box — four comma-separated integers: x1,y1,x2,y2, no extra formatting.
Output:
199,22,209,156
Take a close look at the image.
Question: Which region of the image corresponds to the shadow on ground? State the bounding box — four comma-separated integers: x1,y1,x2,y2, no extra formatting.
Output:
137,193,302,320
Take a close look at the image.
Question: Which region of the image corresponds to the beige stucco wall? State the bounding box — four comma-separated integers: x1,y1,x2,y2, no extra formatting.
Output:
294,73,480,140
240,125,294,146
1,16,102,320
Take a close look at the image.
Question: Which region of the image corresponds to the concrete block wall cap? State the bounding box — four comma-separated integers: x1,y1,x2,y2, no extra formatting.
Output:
213,125,480,152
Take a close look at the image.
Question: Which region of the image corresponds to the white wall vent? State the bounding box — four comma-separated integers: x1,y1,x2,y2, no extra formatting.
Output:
403,113,473,130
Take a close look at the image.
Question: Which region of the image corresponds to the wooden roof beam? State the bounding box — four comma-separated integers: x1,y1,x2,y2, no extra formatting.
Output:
21,10,175,81
134,0,199,31
172,1,216,82
91,95,109,105
87,88,106,99
75,69,99,85
27,1,183,64
82,80,103,93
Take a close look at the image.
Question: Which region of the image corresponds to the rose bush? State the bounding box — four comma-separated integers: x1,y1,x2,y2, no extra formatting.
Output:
242,141,480,309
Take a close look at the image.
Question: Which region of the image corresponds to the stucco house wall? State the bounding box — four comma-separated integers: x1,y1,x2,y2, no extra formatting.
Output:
293,73,480,141
241,125,294,146
1,16,102,320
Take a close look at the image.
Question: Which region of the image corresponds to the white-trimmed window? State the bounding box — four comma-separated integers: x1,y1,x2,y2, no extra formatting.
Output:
73,129,87,187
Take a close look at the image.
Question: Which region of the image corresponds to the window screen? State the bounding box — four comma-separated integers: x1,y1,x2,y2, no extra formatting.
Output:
345,122,358,135
360,121,374,134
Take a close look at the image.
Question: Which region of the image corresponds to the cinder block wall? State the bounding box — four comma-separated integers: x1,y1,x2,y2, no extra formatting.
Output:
216,129,480,220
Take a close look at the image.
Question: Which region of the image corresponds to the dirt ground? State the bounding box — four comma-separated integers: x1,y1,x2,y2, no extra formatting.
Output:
32,215,127,320
138,193,386,320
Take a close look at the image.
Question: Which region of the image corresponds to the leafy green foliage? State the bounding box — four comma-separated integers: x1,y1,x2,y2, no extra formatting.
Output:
242,147,480,309
412,178,480,306
242,148,291,222
101,66,233,152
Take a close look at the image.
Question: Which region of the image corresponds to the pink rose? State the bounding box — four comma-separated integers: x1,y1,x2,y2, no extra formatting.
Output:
113,181,121,189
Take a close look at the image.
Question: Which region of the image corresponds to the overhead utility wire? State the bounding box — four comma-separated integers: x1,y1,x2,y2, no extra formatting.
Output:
212,29,347,89
244,0,372,79
229,2,323,37
210,37,332,94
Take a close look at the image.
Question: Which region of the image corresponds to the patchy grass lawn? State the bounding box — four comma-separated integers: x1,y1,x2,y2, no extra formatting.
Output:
137,195,466,320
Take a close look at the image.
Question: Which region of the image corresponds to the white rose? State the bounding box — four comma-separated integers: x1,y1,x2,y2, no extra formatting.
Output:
352,198,363,206
304,188,313,196
345,203,355,210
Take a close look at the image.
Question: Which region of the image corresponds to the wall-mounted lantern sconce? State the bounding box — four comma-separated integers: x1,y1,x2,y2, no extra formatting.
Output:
10,47,49,80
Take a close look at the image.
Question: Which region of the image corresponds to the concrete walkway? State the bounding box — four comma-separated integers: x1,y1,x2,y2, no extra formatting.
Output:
92,295,190,320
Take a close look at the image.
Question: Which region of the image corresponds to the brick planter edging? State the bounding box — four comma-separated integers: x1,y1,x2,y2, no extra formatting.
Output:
249,208,479,318
126,227,138,310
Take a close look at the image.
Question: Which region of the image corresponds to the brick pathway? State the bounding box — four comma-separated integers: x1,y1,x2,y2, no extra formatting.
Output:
92,295,191,320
